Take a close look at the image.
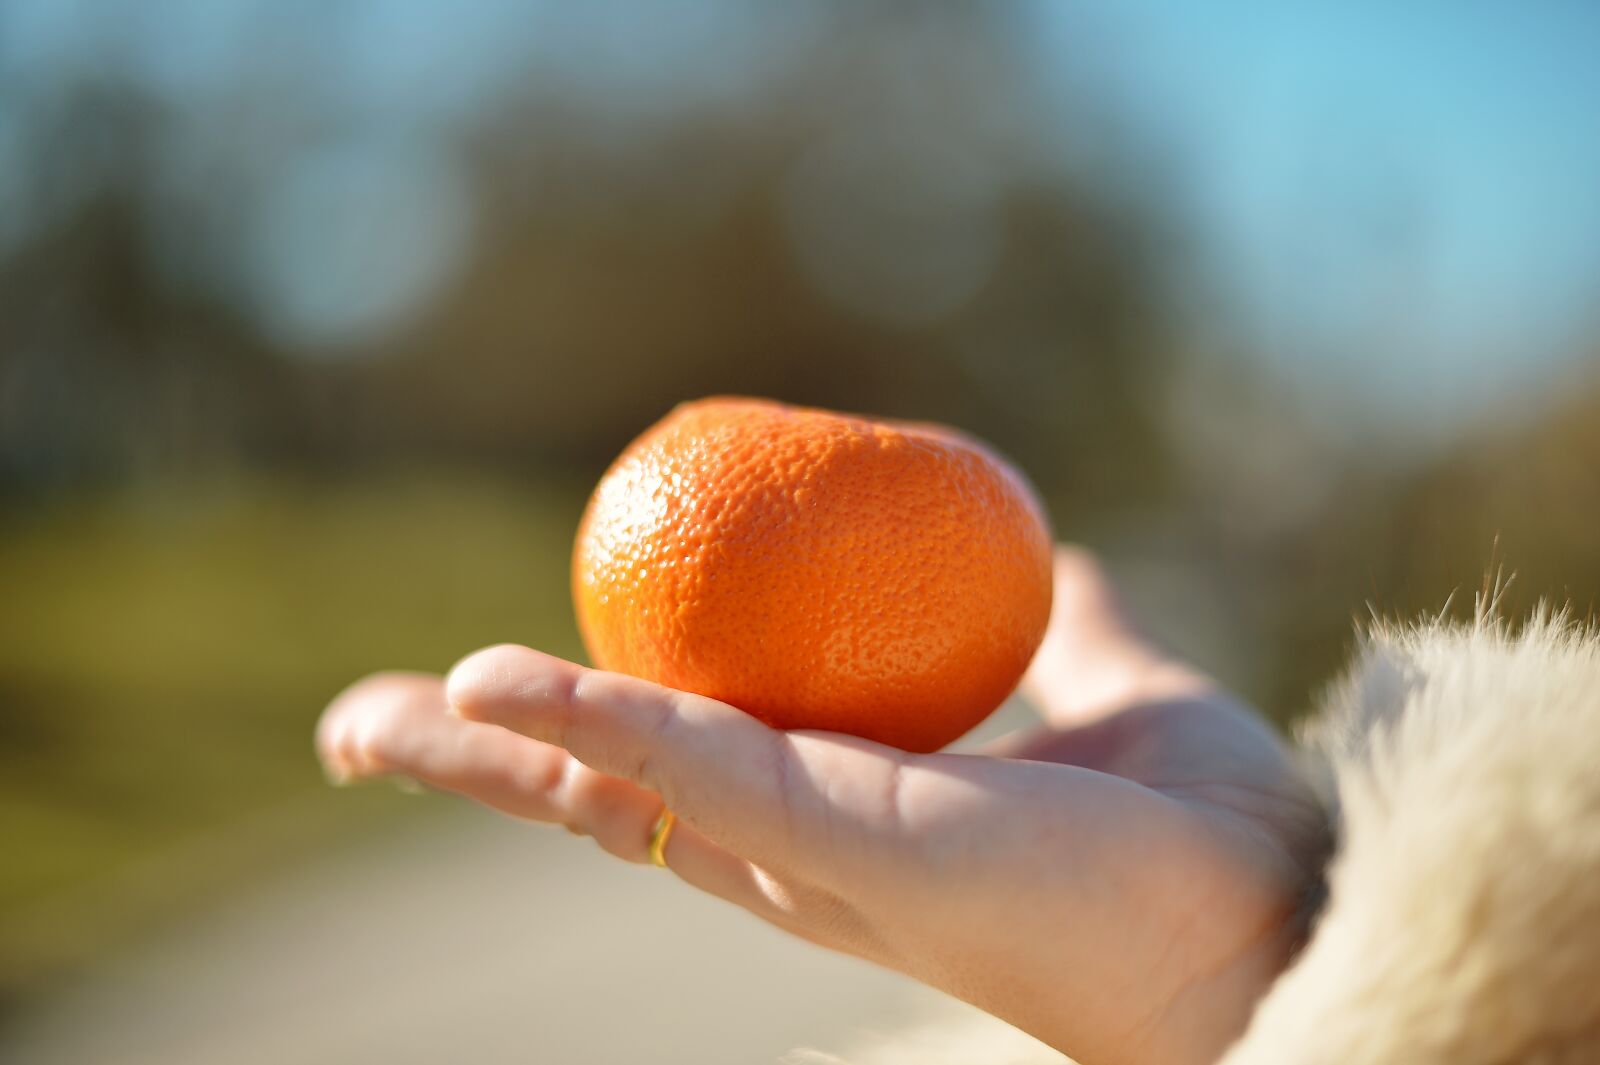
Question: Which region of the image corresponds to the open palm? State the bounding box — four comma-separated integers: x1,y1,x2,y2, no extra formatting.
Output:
317,547,1328,1065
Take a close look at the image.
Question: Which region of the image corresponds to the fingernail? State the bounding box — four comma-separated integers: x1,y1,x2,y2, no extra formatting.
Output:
391,776,425,796
324,763,354,787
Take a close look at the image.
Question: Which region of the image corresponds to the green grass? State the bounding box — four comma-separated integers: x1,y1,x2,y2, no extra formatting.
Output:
0,471,589,994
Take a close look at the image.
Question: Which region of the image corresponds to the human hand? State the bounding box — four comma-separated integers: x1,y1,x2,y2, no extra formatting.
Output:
316,547,1328,1065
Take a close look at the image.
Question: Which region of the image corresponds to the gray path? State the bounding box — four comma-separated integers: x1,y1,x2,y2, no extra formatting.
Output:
0,811,950,1065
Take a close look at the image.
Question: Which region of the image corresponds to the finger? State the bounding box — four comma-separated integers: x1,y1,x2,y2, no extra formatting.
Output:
315,672,805,924
320,673,636,833
446,646,908,886
1021,545,1211,726
317,672,443,783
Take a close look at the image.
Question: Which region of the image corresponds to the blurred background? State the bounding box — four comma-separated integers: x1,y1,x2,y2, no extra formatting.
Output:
4,2,1600,1061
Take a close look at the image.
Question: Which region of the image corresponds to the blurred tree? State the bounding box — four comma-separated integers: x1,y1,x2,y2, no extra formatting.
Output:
0,6,1179,518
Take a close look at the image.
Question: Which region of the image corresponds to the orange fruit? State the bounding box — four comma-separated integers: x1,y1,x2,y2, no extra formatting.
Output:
572,397,1053,752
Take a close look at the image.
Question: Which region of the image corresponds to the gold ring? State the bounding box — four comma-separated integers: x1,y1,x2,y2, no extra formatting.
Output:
647,809,677,868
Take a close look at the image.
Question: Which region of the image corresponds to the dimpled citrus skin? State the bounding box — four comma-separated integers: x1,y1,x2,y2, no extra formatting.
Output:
572,397,1053,753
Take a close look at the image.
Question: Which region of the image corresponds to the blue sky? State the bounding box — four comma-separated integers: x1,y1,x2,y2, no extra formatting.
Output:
1018,2,1600,417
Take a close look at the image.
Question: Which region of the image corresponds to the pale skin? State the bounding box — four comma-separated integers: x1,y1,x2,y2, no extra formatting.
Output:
316,547,1329,1065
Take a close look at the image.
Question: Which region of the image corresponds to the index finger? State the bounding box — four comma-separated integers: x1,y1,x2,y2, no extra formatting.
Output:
445,645,908,883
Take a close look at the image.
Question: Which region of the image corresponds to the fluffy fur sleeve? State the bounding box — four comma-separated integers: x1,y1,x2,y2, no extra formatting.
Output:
794,614,1600,1064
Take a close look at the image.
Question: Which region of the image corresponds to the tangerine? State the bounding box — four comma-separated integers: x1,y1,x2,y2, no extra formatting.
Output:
572,397,1053,752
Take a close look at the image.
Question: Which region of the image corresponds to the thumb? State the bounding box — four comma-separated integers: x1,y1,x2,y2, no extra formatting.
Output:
1022,546,1209,726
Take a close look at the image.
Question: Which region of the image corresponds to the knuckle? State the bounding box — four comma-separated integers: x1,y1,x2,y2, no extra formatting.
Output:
506,748,567,798
761,876,871,950
631,691,691,795
566,770,647,860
